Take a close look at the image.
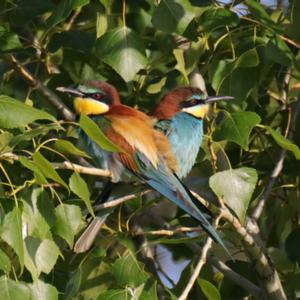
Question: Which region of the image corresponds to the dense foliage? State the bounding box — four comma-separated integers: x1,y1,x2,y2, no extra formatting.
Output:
0,0,299,299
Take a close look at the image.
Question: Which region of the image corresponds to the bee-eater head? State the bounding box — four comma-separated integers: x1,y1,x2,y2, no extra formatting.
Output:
56,80,121,115
153,87,233,119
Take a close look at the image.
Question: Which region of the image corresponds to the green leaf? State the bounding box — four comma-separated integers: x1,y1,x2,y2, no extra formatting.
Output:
46,0,90,31
12,0,54,24
25,237,60,279
290,0,300,41
0,132,14,153
53,204,81,247
209,167,258,222
48,31,94,54
33,152,68,189
151,0,195,35
11,123,62,148
54,140,90,158
79,115,120,152
69,172,94,217
0,95,56,129
19,157,48,185
97,289,130,300
146,77,167,94
112,251,148,287
210,49,260,101
0,249,11,273
29,280,58,300
199,7,239,32
0,206,24,269
213,112,261,150
246,0,283,32
197,278,221,300
173,49,189,84
265,36,295,67
95,27,147,82
0,26,22,52
0,277,31,300
63,269,82,300
266,127,300,159
22,188,55,240
285,229,300,264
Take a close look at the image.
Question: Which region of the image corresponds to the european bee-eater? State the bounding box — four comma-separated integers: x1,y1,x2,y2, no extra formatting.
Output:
153,87,233,178
57,81,229,254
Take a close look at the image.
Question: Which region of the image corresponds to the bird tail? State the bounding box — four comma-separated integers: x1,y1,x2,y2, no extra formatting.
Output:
74,210,112,253
144,174,229,254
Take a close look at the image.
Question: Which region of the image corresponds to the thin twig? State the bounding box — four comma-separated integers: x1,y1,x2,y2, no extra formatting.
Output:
6,54,75,121
133,226,202,236
93,190,151,212
52,161,111,177
178,216,220,300
64,7,82,31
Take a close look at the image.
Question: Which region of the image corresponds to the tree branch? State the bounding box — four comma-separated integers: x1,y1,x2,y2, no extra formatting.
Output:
190,192,287,300
6,54,75,121
142,210,263,298
52,161,111,177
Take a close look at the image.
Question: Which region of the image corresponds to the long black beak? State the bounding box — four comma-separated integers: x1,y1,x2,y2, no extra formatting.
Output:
205,95,234,104
56,86,84,97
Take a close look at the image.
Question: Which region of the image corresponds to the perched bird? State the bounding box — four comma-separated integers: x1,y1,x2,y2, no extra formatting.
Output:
57,81,228,253
153,87,233,179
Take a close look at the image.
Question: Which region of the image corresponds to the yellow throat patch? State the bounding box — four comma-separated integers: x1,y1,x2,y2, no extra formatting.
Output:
74,97,109,115
182,104,209,118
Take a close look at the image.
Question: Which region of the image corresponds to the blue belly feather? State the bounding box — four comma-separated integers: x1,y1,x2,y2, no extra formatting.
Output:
163,112,203,178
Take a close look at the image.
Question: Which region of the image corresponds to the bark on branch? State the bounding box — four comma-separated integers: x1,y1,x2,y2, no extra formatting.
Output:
6,54,75,121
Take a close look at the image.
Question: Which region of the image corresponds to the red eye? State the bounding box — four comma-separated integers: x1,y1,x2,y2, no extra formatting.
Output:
93,93,102,100
190,99,197,105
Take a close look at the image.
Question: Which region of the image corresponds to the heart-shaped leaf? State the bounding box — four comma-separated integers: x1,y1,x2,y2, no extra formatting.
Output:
95,27,147,82
213,111,261,150
209,167,258,221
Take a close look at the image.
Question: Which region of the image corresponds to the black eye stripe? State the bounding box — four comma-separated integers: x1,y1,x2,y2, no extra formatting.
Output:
181,98,204,108
84,92,112,105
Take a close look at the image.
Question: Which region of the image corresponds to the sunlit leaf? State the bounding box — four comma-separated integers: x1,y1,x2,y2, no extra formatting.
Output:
25,237,60,278
95,27,147,82
213,112,261,150
0,95,56,129
112,251,148,287
0,249,11,273
69,172,94,217
1,206,24,269
54,140,90,158
0,277,31,300
29,280,58,300
209,167,258,221
33,152,68,189
198,278,221,300
53,204,81,247
0,26,22,52
266,126,300,159
79,115,120,152
173,49,189,84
